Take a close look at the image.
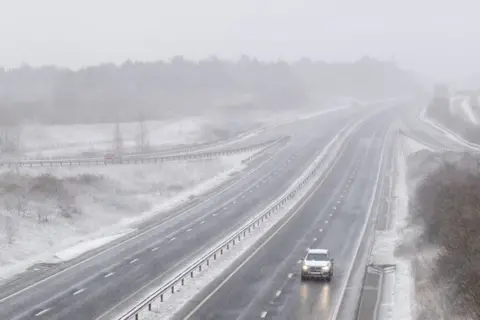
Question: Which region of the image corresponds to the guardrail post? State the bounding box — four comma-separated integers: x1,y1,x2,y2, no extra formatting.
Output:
182,278,184,285
191,271,194,277
136,314,139,320
199,265,202,271
161,294,164,302
220,249,223,255
171,286,174,294
148,303,152,311
214,253,216,260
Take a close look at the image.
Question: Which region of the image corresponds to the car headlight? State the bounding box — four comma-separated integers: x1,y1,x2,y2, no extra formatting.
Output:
302,265,309,271
322,264,331,271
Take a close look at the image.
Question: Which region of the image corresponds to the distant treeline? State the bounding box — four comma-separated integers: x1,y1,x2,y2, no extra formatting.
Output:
0,56,421,124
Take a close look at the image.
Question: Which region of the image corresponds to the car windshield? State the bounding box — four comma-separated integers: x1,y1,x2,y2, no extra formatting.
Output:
306,253,328,261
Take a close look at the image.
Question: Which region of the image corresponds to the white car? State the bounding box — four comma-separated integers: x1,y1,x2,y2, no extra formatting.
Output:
300,248,334,281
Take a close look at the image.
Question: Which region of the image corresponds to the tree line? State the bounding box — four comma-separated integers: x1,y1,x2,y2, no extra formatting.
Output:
0,56,421,124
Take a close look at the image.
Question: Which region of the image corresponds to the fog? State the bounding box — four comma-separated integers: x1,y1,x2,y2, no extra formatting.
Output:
1,0,480,81
1,0,479,125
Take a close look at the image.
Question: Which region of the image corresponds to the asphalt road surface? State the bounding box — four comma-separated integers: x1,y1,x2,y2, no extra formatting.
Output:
0,106,372,320
175,107,398,320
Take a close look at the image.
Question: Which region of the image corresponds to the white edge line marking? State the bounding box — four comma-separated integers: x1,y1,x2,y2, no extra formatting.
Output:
261,311,268,318
0,137,292,303
151,247,158,251
35,308,52,316
73,288,86,296
104,109,376,320
331,124,391,319
130,259,139,264
182,140,349,319
169,237,176,242
104,272,114,278
288,273,293,278
275,290,282,297
186,228,192,232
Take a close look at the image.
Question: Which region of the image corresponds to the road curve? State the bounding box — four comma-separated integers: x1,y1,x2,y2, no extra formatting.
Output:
174,107,398,320
0,107,369,320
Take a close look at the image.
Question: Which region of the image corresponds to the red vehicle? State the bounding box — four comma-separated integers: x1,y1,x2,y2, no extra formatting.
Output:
104,153,115,161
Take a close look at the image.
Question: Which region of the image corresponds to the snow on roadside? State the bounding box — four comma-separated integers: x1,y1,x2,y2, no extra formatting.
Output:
370,136,417,320
420,106,476,150
54,230,134,261
117,128,345,320
460,98,479,124
0,152,253,283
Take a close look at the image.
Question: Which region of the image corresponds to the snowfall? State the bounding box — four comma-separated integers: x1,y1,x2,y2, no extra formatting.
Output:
0,107,346,284
369,130,476,320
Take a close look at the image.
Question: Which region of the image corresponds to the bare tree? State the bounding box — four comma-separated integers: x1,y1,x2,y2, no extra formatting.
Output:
113,122,123,159
413,161,480,319
136,113,149,153
4,215,16,245
0,125,22,154
37,198,54,223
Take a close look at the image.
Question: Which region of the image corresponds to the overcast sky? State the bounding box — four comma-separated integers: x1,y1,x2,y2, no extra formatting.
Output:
1,0,479,81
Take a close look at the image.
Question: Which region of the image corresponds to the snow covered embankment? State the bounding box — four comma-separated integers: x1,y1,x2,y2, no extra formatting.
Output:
0,152,253,283
369,135,428,320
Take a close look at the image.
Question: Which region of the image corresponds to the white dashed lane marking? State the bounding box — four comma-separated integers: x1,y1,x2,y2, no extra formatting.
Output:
104,272,114,278
35,308,52,317
73,288,86,296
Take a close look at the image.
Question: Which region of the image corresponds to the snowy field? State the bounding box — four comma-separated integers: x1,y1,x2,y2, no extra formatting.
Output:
14,107,345,158
0,152,253,282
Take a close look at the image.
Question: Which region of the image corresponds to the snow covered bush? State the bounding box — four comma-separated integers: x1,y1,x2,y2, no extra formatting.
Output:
411,157,480,319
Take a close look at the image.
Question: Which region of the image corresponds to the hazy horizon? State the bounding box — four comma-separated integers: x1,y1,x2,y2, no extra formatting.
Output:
2,0,480,82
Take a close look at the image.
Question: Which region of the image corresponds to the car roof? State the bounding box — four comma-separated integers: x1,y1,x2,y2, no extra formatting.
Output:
307,248,328,254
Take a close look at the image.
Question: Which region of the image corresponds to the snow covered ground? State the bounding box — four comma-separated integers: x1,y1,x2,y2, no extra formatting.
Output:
449,96,479,125
460,98,479,124
115,121,350,320
369,135,418,320
0,152,253,282
371,134,476,320
15,107,347,158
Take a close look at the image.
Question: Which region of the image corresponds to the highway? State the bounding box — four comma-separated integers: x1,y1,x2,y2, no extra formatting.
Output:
400,106,467,151
175,107,398,320
0,106,371,320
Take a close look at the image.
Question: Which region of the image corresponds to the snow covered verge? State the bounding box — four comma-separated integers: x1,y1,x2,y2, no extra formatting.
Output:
448,96,478,125
375,134,480,319
424,96,480,148
369,135,416,320
116,116,358,320
0,152,253,282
